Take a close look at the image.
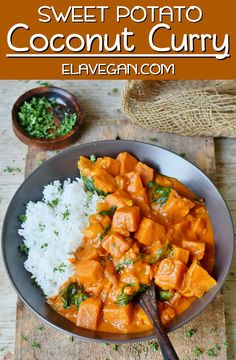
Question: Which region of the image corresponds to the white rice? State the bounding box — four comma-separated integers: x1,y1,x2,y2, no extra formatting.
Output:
18,178,101,298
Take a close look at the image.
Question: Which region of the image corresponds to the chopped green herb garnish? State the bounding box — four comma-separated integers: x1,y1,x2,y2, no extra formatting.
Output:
185,329,197,338
19,242,29,256
61,282,89,309
148,242,171,264
99,224,111,241
193,347,203,357
38,325,45,331
53,263,66,273
18,215,27,222
21,335,28,341
31,341,41,349
206,348,217,356
112,344,119,351
149,341,159,351
4,166,21,174
223,341,229,349
115,284,148,306
149,137,158,142
62,209,70,220
81,175,108,196
90,154,97,163
68,336,74,342
36,81,53,87
215,344,221,350
41,243,48,249
152,185,171,206
210,326,217,333
39,223,45,231
38,159,45,166
148,181,156,188
159,290,174,301
99,206,117,217
112,88,118,94
53,230,59,236
48,198,59,208
115,258,134,271
18,97,77,140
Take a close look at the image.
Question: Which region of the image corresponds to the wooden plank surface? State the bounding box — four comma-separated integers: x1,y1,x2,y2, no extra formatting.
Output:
14,116,227,360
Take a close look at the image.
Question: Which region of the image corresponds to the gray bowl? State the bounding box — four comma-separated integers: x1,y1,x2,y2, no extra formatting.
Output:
1,140,234,343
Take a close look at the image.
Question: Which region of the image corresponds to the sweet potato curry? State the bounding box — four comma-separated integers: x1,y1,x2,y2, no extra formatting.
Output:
48,152,217,333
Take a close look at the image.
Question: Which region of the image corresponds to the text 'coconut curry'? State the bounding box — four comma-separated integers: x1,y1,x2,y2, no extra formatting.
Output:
48,152,217,333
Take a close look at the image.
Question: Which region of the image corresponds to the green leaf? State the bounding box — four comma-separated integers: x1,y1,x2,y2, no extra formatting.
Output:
159,290,174,301
185,329,197,338
62,209,70,220
206,348,217,357
192,347,203,357
61,282,89,309
115,258,134,271
41,243,48,249
149,341,159,351
99,224,111,241
31,341,41,349
81,175,108,196
18,215,27,222
47,198,59,208
152,185,171,206
19,242,29,256
99,206,117,217
148,242,170,264
115,284,148,306
53,263,66,273
90,154,97,163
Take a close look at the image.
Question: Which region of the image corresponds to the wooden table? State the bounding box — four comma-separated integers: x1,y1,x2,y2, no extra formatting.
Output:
0,80,235,359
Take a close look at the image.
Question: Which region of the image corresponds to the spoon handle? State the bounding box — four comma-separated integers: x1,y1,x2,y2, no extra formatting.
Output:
139,289,179,360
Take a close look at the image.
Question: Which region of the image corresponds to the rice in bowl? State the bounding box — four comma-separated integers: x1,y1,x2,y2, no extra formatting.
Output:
18,178,101,297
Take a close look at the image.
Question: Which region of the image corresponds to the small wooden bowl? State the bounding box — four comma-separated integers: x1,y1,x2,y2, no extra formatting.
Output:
12,86,83,150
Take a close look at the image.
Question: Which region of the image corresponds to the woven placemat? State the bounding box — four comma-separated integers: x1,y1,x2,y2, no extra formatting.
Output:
121,80,236,137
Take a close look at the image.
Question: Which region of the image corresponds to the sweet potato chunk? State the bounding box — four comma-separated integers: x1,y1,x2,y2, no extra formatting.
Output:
94,167,117,193
103,303,132,329
76,297,102,330
182,240,205,260
112,206,140,232
181,262,217,298
82,223,104,239
76,260,104,285
116,152,138,175
133,261,153,285
155,259,187,290
77,156,94,177
102,232,131,258
135,218,166,246
105,190,133,209
160,305,176,325
171,245,189,264
125,172,144,193
161,190,195,218
96,157,120,177
135,162,154,186
76,246,100,261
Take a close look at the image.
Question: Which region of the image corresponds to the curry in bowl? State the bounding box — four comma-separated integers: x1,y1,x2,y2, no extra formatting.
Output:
45,152,216,333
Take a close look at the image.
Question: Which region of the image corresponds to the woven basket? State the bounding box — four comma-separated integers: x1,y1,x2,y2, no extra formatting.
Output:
121,80,236,137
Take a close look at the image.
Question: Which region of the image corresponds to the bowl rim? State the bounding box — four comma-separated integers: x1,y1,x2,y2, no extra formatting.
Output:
1,139,234,343
11,86,83,147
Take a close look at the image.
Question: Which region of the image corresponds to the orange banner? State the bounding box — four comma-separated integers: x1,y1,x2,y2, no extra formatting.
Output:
1,0,235,79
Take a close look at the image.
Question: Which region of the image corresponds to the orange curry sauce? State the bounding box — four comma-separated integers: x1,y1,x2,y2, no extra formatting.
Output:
48,152,217,334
